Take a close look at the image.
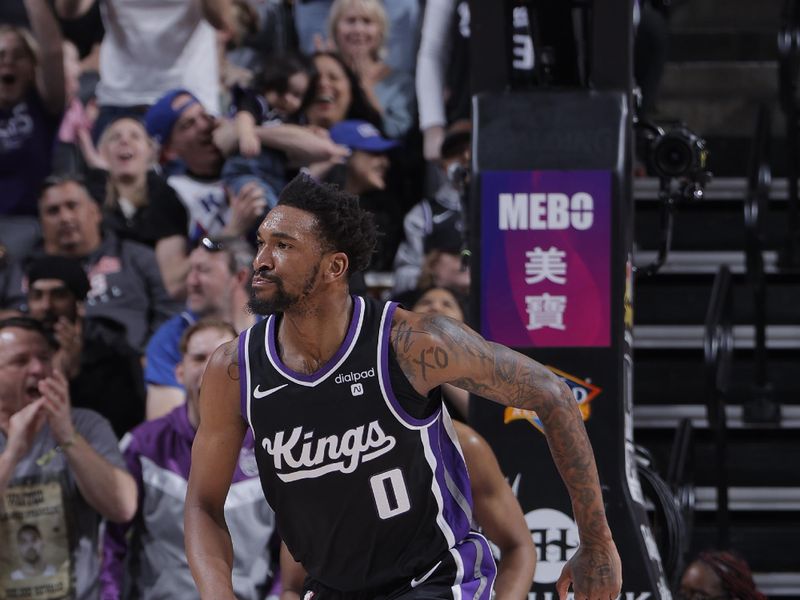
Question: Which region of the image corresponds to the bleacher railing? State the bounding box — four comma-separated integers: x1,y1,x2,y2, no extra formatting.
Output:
703,265,733,548
744,105,781,423
745,104,770,389
778,0,800,264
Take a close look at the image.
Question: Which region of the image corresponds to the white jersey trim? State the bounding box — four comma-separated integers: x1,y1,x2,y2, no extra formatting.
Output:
243,328,255,437
377,301,440,431
420,428,457,548
450,545,465,600
263,296,366,387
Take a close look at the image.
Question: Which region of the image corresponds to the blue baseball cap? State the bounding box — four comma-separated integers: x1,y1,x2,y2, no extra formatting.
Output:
144,89,201,145
329,120,399,153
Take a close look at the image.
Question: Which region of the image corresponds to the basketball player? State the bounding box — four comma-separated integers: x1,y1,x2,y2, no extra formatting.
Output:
185,175,622,599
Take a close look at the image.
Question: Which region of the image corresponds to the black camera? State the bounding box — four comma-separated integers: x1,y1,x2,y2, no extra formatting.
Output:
634,120,713,276
649,126,708,179
636,120,711,201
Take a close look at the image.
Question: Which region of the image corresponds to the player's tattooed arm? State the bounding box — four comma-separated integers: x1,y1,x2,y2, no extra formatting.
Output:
185,339,247,600
391,309,564,413
221,338,240,382
390,309,621,599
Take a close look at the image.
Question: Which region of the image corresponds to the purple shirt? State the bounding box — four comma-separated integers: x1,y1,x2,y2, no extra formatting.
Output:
0,91,61,216
100,405,275,600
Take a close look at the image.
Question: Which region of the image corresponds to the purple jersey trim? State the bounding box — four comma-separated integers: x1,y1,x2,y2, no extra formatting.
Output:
451,532,497,599
378,301,440,428
265,296,364,385
238,330,249,423
426,417,473,541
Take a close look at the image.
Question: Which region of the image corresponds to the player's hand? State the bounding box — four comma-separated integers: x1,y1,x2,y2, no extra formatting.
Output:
556,539,622,600
5,399,47,462
228,182,268,234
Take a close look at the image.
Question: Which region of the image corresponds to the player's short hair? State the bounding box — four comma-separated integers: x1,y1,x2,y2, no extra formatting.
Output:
277,174,377,274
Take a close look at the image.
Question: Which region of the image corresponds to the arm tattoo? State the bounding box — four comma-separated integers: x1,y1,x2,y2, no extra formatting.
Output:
390,318,431,386
222,340,240,382
412,346,449,381
393,312,611,544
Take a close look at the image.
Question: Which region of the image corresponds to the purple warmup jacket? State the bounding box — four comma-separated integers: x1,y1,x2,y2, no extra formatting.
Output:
100,405,275,599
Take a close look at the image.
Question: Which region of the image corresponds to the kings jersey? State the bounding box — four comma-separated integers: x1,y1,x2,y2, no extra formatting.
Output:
239,296,474,591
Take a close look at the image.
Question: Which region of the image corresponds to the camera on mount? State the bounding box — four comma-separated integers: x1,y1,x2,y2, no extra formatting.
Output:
636,120,711,201
651,126,708,179
634,120,713,277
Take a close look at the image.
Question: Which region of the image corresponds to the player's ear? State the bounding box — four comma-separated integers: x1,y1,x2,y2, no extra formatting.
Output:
325,251,349,282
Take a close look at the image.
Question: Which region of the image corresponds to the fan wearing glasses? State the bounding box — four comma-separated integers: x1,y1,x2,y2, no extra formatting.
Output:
143,236,256,420
678,551,766,600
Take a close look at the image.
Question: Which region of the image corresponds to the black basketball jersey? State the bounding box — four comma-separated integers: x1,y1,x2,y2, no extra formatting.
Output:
238,296,474,592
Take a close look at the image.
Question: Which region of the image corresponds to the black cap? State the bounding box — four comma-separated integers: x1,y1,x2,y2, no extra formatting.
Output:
26,256,90,300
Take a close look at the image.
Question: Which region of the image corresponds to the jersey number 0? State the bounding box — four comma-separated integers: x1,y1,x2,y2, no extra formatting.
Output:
369,468,411,520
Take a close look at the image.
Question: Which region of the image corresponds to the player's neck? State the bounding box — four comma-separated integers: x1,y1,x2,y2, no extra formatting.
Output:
277,292,353,375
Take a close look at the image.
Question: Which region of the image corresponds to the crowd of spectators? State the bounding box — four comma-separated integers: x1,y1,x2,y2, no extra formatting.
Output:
0,0,474,596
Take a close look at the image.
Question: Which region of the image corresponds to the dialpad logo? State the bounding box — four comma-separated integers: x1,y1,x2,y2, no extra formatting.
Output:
503,366,601,433
526,508,579,584
335,368,375,385
351,383,364,396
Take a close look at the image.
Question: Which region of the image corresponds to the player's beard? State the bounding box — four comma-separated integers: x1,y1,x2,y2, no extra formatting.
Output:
248,261,320,315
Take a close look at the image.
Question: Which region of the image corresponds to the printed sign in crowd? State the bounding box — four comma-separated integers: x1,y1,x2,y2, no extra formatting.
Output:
1,481,72,599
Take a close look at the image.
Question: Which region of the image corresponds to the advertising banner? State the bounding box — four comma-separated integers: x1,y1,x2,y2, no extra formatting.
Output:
480,170,612,348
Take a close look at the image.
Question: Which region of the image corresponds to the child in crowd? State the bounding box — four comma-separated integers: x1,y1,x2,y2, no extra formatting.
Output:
222,54,314,210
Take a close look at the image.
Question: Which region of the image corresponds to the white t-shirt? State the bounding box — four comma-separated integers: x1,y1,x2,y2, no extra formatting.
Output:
167,174,230,243
96,0,220,113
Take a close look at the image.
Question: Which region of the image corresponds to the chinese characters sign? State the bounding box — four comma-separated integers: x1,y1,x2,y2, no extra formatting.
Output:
480,171,611,347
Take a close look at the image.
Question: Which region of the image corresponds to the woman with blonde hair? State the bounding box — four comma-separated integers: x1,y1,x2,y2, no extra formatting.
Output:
83,116,190,298
326,0,414,138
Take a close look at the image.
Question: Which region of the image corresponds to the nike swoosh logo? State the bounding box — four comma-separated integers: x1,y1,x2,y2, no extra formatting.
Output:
253,383,288,399
410,560,442,588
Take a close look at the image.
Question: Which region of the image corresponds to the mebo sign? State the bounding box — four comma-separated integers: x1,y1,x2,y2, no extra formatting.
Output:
498,192,594,231
481,170,612,348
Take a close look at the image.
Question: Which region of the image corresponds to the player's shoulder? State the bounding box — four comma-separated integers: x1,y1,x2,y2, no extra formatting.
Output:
390,306,475,348
205,337,241,376
390,305,444,334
